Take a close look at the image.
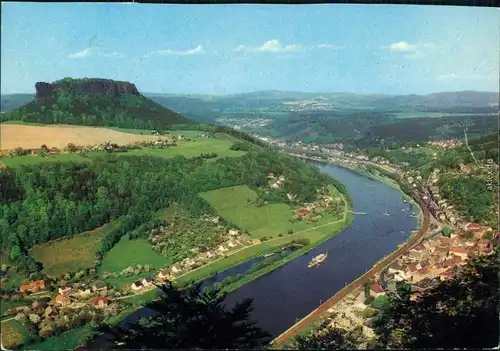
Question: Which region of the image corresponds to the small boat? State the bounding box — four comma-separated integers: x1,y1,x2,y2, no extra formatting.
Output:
308,253,328,268
403,199,408,203
383,212,391,216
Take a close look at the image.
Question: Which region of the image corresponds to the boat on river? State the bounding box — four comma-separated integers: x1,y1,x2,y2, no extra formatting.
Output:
308,253,328,268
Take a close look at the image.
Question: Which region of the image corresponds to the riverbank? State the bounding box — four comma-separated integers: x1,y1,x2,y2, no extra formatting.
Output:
270,191,430,347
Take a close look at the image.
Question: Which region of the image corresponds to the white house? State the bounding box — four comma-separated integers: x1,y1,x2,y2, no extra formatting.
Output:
228,229,239,236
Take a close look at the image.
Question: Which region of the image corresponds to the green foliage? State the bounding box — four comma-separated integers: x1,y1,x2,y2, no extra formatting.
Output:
98,282,271,349
372,295,391,310
293,326,363,350
438,175,493,222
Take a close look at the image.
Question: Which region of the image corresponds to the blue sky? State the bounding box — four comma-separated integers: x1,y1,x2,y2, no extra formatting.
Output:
1,3,499,95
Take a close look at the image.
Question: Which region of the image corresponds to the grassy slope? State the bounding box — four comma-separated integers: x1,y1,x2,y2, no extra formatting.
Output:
100,236,169,289
201,185,343,239
29,224,116,276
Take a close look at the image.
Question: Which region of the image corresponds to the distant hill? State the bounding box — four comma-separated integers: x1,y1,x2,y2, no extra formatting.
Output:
2,78,196,129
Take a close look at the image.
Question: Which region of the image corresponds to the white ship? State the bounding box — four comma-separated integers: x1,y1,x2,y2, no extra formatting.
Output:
308,253,328,268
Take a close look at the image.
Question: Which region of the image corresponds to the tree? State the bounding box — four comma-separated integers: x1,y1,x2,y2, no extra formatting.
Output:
98,282,271,349
293,326,362,350
373,248,499,349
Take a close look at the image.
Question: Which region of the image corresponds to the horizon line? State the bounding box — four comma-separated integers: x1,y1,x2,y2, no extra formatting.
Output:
1,89,499,97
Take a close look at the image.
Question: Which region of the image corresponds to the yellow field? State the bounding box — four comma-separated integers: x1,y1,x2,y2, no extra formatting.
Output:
0,124,160,150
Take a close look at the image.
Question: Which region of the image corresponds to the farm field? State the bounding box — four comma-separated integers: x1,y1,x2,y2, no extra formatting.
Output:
200,185,342,240
100,236,169,288
0,123,160,150
121,138,245,159
30,224,115,276
1,320,28,349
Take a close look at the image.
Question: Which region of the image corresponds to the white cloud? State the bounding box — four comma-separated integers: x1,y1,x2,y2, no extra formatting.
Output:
316,43,343,49
68,48,93,59
68,48,124,59
383,41,434,59
386,41,418,52
233,40,302,53
151,45,205,56
103,51,125,58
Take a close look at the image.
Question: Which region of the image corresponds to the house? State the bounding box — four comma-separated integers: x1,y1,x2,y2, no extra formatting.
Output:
30,148,46,156
450,254,463,264
464,223,481,232
205,251,215,259
267,173,274,179
278,175,285,182
228,229,239,236
270,183,280,189
227,239,240,248
92,282,107,292
58,286,72,296
157,269,170,280
49,147,60,154
19,280,45,293
417,259,431,270
74,289,91,299
131,280,143,291
410,291,423,301
388,261,405,275
440,269,455,281
369,283,385,298
450,246,469,259
217,244,228,253
54,294,70,306
296,210,308,218
44,306,56,318
141,277,154,287
170,264,182,274
92,297,110,309
406,263,419,274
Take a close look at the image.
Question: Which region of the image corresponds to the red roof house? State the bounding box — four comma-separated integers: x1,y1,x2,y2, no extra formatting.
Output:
267,173,274,178
370,283,385,297
19,280,45,293
92,297,110,309
296,211,308,217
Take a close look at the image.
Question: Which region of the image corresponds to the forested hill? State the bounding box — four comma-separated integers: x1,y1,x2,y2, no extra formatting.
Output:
2,78,196,129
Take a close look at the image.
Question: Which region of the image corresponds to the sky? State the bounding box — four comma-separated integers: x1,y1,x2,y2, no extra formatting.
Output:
1,3,499,95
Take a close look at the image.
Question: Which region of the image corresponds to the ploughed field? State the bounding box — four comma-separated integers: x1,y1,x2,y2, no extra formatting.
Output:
0,124,160,150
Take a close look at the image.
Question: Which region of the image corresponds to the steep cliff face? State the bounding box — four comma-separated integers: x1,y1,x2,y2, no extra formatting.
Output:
35,79,140,100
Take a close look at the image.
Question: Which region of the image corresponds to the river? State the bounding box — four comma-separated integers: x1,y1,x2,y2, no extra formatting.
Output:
96,161,419,344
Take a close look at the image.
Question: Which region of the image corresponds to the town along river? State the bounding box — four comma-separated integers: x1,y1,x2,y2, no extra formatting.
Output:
94,161,419,344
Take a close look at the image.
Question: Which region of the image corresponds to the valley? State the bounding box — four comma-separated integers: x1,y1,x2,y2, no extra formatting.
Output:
0,81,498,351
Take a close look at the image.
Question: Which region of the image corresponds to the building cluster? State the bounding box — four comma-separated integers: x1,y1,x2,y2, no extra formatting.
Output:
10,279,119,338
427,139,463,149
382,226,496,299
148,227,254,285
